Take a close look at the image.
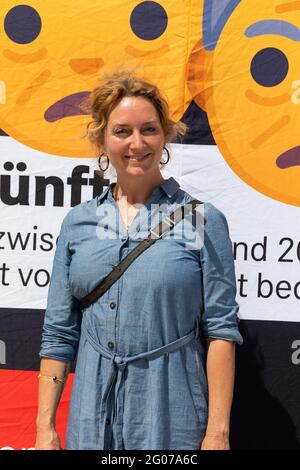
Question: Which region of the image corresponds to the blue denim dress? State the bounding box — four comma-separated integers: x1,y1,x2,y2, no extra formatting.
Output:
39,176,242,450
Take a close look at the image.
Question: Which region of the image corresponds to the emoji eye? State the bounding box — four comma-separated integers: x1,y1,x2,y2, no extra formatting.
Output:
130,1,168,40
250,47,289,87
4,5,41,44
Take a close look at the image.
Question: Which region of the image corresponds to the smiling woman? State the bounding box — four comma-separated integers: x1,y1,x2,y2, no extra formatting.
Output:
35,68,242,451
81,69,187,205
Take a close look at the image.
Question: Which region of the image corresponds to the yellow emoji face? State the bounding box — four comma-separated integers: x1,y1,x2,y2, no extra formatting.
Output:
0,1,201,158
189,0,300,206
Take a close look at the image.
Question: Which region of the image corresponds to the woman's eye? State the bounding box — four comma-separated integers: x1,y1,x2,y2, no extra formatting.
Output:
250,47,289,87
114,127,156,135
4,5,42,44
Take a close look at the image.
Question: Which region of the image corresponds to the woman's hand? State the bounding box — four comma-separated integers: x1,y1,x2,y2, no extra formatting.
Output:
35,425,62,450
200,433,230,450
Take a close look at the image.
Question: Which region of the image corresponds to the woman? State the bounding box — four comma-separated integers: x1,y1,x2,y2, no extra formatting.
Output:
35,70,242,450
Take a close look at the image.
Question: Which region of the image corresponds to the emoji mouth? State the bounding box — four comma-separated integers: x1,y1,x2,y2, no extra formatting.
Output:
276,146,300,169
44,92,90,122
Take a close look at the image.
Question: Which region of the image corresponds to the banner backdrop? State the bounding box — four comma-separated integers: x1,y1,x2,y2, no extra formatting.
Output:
1,1,300,449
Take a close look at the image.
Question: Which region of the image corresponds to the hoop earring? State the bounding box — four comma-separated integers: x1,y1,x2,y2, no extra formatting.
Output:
98,153,109,171
160,147,170,166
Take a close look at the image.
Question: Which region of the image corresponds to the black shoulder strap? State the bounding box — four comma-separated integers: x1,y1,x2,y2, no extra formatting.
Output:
79,199,205,310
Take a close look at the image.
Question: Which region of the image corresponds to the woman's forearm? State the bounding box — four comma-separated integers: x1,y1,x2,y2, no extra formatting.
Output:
205,339,235,438
36,358,71,429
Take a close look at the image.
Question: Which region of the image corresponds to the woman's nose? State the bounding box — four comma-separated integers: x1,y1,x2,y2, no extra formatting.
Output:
129,131,146,150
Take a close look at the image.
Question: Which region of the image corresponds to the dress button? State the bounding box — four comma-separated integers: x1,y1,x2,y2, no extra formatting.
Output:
108,341,114,350
121,235,127,241
110,302,116,309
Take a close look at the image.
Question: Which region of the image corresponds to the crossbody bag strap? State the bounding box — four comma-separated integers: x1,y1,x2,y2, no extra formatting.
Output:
79,199,205,310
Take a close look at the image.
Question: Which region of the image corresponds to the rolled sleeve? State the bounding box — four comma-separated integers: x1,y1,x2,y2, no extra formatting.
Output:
39,211,82,362
199,203,243,345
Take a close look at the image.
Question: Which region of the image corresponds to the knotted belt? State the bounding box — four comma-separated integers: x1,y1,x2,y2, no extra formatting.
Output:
81,321,201,450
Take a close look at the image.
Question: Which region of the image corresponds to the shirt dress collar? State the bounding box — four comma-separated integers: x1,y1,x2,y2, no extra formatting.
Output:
97,176,180,206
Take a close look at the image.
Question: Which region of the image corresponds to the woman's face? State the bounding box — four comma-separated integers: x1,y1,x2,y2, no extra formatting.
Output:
103,96,166,178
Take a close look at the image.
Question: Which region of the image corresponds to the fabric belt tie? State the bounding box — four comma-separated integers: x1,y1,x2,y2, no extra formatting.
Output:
81,321,200,450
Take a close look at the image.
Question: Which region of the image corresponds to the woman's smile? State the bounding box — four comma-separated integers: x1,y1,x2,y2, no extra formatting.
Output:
125,153,151,161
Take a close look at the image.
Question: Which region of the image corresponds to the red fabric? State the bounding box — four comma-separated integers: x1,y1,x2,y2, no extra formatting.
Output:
0,370,74,450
